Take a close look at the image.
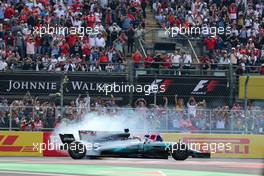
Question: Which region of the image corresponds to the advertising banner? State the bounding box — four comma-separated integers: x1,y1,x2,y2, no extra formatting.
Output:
135,76,230,105
42,132,68,157
239,76,264,99
0,73,230,105
0,73,60,96
0,131,42,156
0,73,127,96
161,133,264,158
64,74,129,97
0,131,263,158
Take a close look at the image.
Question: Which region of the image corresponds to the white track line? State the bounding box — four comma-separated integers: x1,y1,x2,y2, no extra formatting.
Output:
0,171,80,176
158,170,167,176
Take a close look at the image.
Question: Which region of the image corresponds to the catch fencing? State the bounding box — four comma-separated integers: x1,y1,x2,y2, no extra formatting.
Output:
0,106,263,134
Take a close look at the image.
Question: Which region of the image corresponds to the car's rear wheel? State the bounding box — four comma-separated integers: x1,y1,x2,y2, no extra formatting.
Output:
171,143,189,161
68,141,86,159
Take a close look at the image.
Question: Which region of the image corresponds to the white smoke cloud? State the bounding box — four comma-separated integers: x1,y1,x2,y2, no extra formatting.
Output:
51,110,151,143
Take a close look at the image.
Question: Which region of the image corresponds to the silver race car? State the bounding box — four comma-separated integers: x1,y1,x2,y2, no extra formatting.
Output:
59,129,210,160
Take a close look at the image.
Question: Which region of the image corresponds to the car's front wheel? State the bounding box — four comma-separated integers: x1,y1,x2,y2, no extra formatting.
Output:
171,143,189,161
68,141,86,159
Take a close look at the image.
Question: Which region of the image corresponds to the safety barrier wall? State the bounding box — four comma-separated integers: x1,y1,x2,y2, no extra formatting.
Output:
162,133,264,158
0,131,67,157
0,131,42,156
0,131,263,158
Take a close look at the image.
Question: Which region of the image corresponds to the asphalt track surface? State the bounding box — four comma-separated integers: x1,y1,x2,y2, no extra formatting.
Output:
0,157,263,176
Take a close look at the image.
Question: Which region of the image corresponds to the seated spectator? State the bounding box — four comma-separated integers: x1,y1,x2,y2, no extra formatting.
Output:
99,52,109,71
64,60,76,72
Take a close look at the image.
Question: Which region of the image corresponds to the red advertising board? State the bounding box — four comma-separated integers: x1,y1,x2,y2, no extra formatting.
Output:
43,132,68,157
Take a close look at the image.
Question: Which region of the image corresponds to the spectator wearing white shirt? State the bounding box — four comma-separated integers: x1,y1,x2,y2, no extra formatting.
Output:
183,51,192,69
220,57,230,65
94,10,102,23
94,22,106,33
109,23,121,33
187,96,197,118
0,59,7,71
26,38,35,58
219,52,231,69
64,60,76,72
172,50,182,75
95,34,106,48
71,16,82,28
58,54,67,62
216,118,225,129
54,5,66,17
89,35,96,48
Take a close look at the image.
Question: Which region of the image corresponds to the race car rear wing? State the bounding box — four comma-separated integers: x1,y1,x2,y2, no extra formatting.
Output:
59,134,75,144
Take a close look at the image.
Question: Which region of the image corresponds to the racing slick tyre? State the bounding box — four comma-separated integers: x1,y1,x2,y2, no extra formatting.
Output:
68,141,86,159
171,143,189,161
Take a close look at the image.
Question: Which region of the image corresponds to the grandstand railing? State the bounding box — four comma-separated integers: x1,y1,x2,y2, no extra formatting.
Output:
0,106,263,134
134,63,262,76
3,63,261,76
142,28,203,62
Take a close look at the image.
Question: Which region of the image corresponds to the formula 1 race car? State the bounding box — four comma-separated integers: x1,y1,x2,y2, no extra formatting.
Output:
59,129,210,161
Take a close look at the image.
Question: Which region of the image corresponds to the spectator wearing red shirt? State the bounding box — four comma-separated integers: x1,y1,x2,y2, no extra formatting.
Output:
204,36,217,51
4,31,14,48
168,13,175,27
132,50,142,68
33,117,43,131
162,53,172,74
4,5,15,19
59,40,70,56
229,3,237,20
144,55,154,68
72,1,83,12
85,12,96,28
82,41,91,61
105,8,112,26
20,119,35,131
67,34,78,48
163,53,172,69
204,36,217,56
99,53,109,71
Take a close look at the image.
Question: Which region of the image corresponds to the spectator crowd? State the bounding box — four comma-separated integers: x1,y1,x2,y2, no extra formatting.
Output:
151,0,264,74
0,0,263,74
0,93,263,134
0,0,147,72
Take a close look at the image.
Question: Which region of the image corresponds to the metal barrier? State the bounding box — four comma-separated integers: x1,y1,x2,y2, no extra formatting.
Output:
0,106,263,134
